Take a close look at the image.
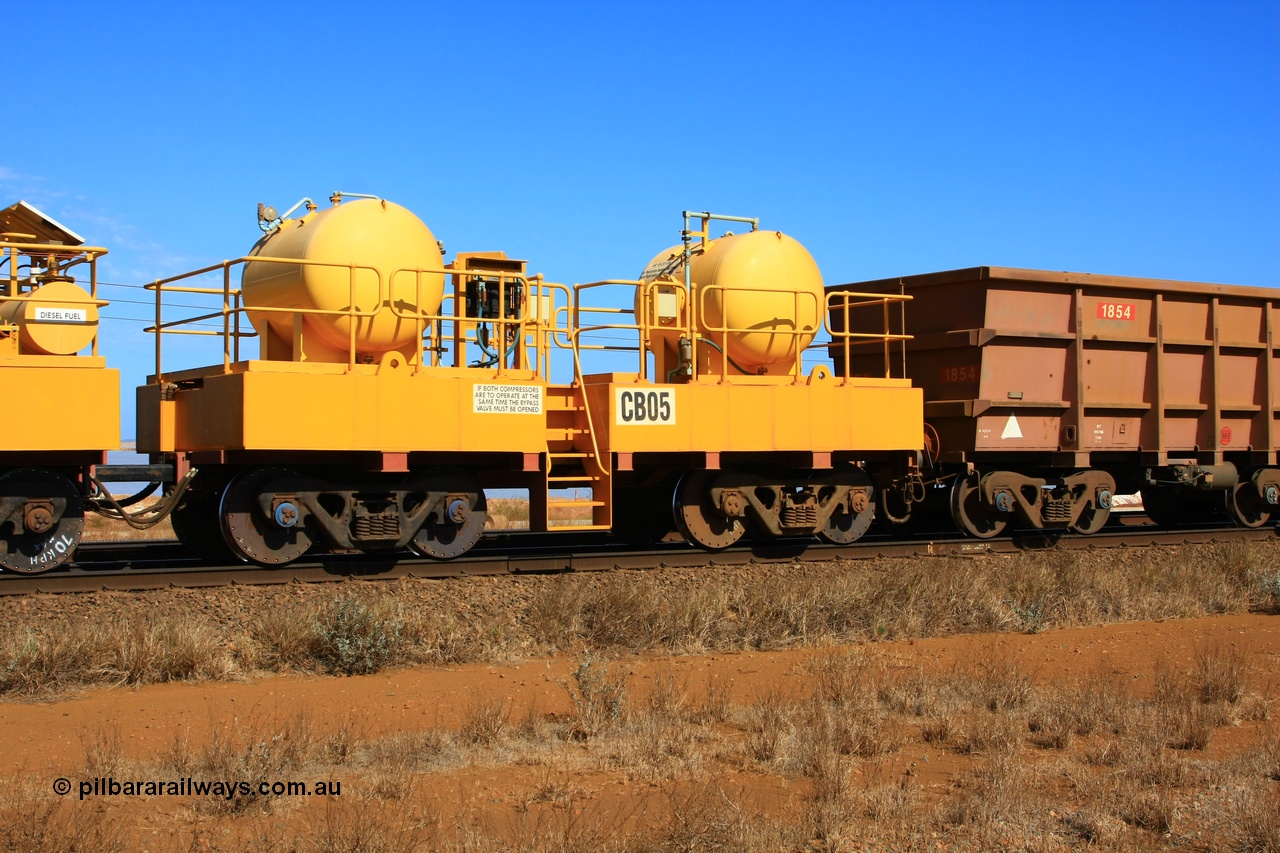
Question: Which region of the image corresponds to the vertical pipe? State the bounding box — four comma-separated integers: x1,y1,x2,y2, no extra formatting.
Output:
348,264,357,371
682,213,695,382
793,286,801,382
842,295,851,384
222,263,231,373
638,280,648,382
900,287,907,380
1154,293,1165,461
1073,288,1084,460
882,298,890,379
154,277,163,383
1211,297,1221,464
90,254,99,357
1266,300,1276,464
452,270,462,368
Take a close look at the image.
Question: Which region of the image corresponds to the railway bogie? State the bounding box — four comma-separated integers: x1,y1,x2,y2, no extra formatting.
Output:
208,464,490,564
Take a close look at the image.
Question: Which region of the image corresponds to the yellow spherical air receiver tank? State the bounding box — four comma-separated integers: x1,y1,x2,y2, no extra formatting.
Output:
638,227,824,378
241,197,444,363
0,278,100,355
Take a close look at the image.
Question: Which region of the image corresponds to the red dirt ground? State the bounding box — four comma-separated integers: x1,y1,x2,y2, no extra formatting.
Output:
2,611,1277,850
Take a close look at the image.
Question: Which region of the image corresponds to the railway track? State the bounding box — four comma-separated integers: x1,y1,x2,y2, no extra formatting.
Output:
4,518,1274,596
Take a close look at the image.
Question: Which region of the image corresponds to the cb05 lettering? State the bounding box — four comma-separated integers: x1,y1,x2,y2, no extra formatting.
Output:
617,389,674,424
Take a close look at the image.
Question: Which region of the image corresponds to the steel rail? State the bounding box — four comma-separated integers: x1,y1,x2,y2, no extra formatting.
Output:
2,521,1273,596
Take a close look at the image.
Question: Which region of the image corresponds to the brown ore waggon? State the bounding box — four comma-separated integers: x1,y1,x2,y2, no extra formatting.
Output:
831,266,1280,538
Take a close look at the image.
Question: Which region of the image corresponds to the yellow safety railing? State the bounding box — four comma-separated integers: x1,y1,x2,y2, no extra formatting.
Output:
823,290,913,380
144,255,573,381
562,279,912,384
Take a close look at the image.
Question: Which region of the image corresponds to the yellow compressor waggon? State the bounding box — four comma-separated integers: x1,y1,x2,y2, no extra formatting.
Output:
137,196,923,565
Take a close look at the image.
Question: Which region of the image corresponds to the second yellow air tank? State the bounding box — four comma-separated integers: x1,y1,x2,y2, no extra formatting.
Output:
639,229,824,376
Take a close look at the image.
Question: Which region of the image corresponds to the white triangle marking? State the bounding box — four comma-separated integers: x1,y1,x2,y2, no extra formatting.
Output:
1001,415,1023,440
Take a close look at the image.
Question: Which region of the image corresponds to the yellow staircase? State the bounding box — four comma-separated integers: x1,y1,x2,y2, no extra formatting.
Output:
539,385,612,532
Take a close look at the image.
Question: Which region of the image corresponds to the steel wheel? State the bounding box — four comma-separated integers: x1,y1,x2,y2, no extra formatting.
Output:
409,480,487,559
0,468,84,574
613,484,678,547
1071,501,1111,535
1139,486,1192,527
818,471,875,545
673,470,745,550
219,468,313,566
171,480,236,561
949,473,1008,539
1225,481,1272,529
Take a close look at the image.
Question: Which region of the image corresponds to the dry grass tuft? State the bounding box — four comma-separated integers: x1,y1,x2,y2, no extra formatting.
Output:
114,616,236,684
0,778,125,852
745,687,796,764
0,630,110,695
1223,778,1280,853
0,615,234,696
162,711,320,815
79,723,124,777
246,592,490,678
460,695,512,747
1117,788,1177,834
1194,637,1249,705
308,797,440,852
968,652,1033,712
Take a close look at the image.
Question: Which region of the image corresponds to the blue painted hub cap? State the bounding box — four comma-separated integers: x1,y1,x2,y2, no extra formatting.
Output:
274,502,299,528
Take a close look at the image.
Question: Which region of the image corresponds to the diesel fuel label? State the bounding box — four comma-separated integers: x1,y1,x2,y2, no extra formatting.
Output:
615,388,676,425
473,384,543,415
34,307,88,323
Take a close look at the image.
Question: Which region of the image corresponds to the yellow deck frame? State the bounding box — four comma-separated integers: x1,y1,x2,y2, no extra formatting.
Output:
1,221,118,459
579,372,923,456
0,358,119,453
138,361,546,454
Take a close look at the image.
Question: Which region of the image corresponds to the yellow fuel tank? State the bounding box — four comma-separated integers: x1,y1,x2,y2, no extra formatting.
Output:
0,278,100,355
639,229,824,375
241,198,444,363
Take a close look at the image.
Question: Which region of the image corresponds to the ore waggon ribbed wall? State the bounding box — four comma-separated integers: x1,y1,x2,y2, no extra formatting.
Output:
830,266,1280,537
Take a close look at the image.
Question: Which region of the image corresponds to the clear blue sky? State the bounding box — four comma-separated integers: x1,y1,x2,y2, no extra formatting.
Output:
5,1,1277,438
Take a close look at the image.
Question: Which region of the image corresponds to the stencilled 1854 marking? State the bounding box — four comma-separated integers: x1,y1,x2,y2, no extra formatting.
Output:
1096,301,1136,320
31,533,76,567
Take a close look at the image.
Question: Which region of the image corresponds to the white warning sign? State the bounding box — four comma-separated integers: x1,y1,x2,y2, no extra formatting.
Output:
473,384,543,415
34,307,88,323
1001,414,1023,440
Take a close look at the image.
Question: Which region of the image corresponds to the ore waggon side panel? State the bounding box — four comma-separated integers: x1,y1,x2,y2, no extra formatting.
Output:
830,266,1280,535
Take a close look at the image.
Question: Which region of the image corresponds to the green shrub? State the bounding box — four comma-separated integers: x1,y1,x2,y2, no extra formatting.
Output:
312,595,404,676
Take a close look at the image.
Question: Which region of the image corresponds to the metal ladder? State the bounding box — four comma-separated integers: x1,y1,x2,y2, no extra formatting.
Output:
540,385,612,531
